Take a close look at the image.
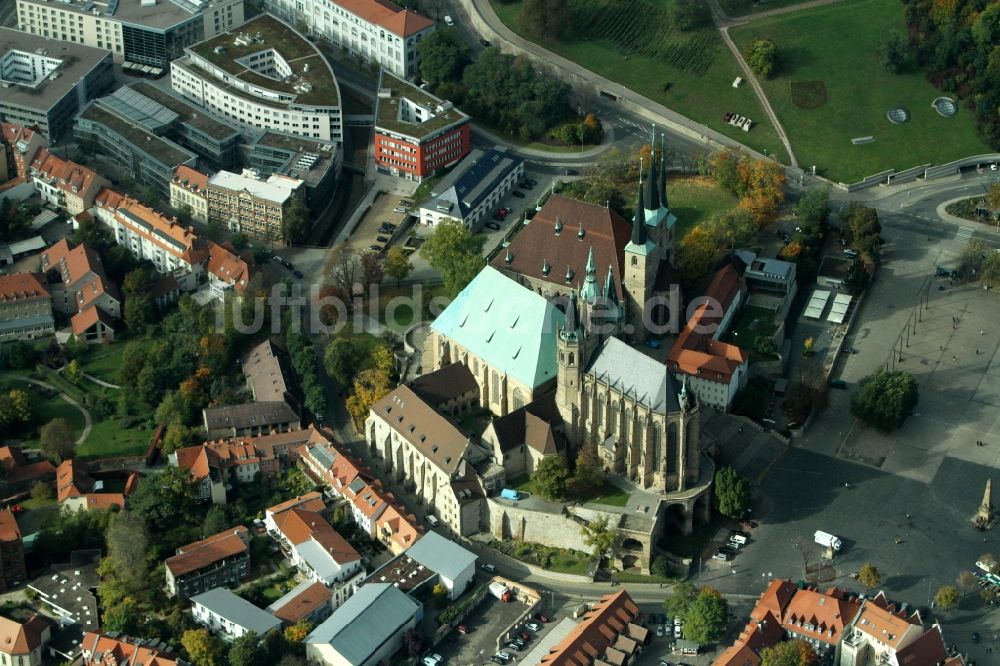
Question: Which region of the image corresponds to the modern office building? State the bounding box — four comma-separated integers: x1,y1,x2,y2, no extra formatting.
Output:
206,169,305,242
0,29,113,140
74,100,198,197
419,148,524,231
16,0,244,69
264,0,434,78
374,71,470,182
171,14,342,142
241,131,342,210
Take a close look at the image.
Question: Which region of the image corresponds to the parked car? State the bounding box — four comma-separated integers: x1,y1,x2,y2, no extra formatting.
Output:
293,270,304,279
377,235,388,243
844,249,859,258
283,260,293,269
712,551,731,561
490,658,506,665
644,337,661,350
511,190,526,199
457,624,469,634
534,613,549,623
494,652,513,663
525,621,541,632
498,207,510,215
972,631,981,643
504,642,521,652
485,222,501,231
828,378,848,390
480,39,491,47
519,181,534,189
656,625,665,637
443,14,454,26
481,563,497,573
421,655,443,666
525,178,537,186
397,200,411,206
719,545,737,556
271,255,284,264
518,631,531,641
369,245,383,252
674,624,682,639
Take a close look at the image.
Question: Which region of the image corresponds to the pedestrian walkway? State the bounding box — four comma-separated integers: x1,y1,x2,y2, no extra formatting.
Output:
955,226,975,244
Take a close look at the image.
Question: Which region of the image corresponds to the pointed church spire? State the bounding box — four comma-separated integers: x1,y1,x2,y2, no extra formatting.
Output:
645,127,659,211
603,264,619,306
632,168,648,246
578,221,585,240
580,246,598,303
561,289,580,339
659,133,668,209
585,246,596,275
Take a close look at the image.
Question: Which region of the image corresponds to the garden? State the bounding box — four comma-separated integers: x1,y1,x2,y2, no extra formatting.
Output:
489,538,594,576
730,0,990,182
489,0,787,159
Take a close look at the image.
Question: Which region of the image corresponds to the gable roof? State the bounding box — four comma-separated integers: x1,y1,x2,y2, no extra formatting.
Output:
266,580,332,624
425,149,523,221
324,0,432,36
406,362,479,407
189,588,281,636
0,614,48,656
431,267,564,388
266,491,326,518
539,590,639,666
0,446,55,487
0,273,49,301
0,509,20,544
894,625,950,666
487,392,563,455
165,526,249,577
173,165,209,192
587,336,679,413
81,632,184,666
372,384,470,476
491,194,629,301
243,339,294,403
71,304,116,336
272,508,361,578
40,239,121,307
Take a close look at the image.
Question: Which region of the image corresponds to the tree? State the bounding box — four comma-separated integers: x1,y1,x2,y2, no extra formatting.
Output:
671,0,708,30
228,632,264,666
416,28,471,87
519,0,570,41
531,455,569,500
360,251,385,292
30,481,52,501
959,570,979,593
323,335,368,386
65,359,83,384
431,582,449,607
747,39,777,78
858,563,881,591
384,246,413,287
101,599,142,635
282,197,310,245
202,505,229,537
102,512,151,594
845,258,869,294
797,187,830,228
760,639,819,666
979,553,997,574
934,585,959,612
961,239,990,280
676,226,719,286
570,440,604,494
987,182,1000,209
878,33,909,74
0,389,32,431
803,337,815,355
40,417,75,462
851,369,919,432
181,629,225,666
650,555,671,579
123,267,155,332
283,620,313,644
710,149,743,195
845,204,882,260
580,516,621,560
345,366,391,422
127,464,196,537
683,587,728,643
177,204,193,227
663,581,698,621
714,466,751,519
420,218,486,296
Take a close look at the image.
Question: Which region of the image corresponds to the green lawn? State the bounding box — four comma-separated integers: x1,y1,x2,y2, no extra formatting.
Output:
76,418,150,459
0,376,87,445
377,284,450,333
490,0,788,161
80,340,150,385
730,0,990,182
720,0,816,17
578,480,630,507
613,570,677,584
725,305,778,345
490,539,593,575
669,175,740,240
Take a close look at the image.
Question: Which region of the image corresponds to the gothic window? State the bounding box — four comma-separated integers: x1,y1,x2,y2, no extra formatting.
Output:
568,352,575,366
512,388,524,410
666,422,678,474
652,424,661,464
631,256,637,266
595,394,604,428
491,371,499,404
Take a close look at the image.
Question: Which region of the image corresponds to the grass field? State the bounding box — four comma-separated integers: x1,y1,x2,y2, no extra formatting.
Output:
490,0,788,161
0,375,87,444
80,340,151,385
669,175,740,240
720,0,815,17
76,419,150,459
730,0,990,182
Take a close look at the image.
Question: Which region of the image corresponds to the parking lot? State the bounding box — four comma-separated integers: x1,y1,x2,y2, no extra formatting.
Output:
346,191,414,254
434,589,548,666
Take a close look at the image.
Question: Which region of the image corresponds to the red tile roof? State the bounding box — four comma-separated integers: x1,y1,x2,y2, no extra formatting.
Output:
81,632,183,666
0,614,49,656
0,273,49,301
71,304,116,336
0,446,55,487
166,526,249,577
268,581,331,624
539,591,640,666
272,508,360,565
174,165,209,191
334,0,433,36
266,491,326,517
667,264,747,383
41,239,121,306
0,509,20,544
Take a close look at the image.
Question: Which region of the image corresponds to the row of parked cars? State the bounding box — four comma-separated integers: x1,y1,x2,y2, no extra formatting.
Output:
485,178,538,231
493,613,549,663
712,530,750,562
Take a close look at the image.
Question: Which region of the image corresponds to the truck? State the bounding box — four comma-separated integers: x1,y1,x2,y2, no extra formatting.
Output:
489,581,512,602
814,530,843,551
500,489,521,501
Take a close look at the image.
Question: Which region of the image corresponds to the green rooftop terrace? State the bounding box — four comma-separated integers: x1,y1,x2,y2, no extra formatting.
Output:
79,103,196,167
375,72,468,138
187,14,339,107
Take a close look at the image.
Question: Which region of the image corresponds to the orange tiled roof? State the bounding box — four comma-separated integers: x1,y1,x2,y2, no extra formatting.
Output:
539,590,640,666
0,273,48,301
166,526,249,577
41,239,121,306
334,0,433,36
266,491,326,517
269,581,331,624
273,508,360,565
0,614,48,656
0,446,55,486
205,240,253,293
0,509,20,544
81,632,183,666
173,165,209,191
71,304,116,336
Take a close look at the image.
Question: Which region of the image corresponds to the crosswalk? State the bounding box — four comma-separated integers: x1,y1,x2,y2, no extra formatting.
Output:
955,227,975,245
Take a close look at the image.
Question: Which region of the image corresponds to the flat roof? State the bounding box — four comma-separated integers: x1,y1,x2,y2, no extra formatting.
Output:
129,83,240,141
18,0,209,31
208,170,302,204
186,14,339,107
78,102,196,168
0,29,111,112
375,71,467,139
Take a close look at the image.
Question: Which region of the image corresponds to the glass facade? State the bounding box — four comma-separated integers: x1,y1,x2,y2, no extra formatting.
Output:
122,18,203,68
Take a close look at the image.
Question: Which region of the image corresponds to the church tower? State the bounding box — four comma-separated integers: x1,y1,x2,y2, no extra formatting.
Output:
625,167,657,337
556,290,584,440
657,134,678,266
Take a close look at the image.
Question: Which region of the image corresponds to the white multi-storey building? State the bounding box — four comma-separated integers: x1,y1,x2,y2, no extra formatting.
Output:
171,13,342,142
265,0,434,79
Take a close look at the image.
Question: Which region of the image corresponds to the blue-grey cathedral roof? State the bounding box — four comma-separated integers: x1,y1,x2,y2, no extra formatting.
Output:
585,337,680,414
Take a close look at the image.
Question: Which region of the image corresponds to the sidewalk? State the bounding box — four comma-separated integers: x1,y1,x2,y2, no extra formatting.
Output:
471,122,615,161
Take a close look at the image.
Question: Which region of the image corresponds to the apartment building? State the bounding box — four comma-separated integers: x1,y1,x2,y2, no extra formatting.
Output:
171,14,342,142
0,123,47,180
190,587,281,640
206,169,305,242
0,273,54,342
28,148,108,215
0,509,26,591
16,0,243,69
81,633,187,666
534,590,649,666
170,166,210,224
0,29,113,140
39,238,121,343
265,0,434,78
374,71,470,182
165,526,251,600
56,459,139,512
266,580,333,627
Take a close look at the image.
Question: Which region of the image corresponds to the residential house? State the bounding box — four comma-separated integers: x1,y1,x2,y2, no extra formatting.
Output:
170,166,210,224
0,446,56,495
206,169,305,243
189,587,281,640
264,492,326,532
0,273,55,342
80,632,188,666
170,429,308,504
0,123,47,181
267,504,363,608
419,149,524,231
27,149,108,215
165,527,251,600
305,583,420,666
0,614,51,666
535,590,648,666
56,460,138,512
266,580,333,627
39,239,121,344
0,509,26,591
667,263,749,411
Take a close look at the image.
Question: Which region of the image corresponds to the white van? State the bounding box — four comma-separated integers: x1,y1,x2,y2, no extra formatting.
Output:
425,514,440,527
729,534,748,545
443,15,454,26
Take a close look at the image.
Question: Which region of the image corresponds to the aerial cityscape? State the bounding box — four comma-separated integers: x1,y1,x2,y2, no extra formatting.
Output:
0,0,997,664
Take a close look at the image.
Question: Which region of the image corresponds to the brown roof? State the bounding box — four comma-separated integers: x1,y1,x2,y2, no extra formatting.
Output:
272,508,360,565
71,304,116,336
266,491,326,517
203,400,298,431
268,581,332,624
0,446,55,486
406,363,478,407
173,165,209,191
0,614,49,656
333,0,433,36
490,194,630,301
852,601,920,649
0,509,20,544
373,385,470,476
0,273,49,301
243,339,293,403
56,458,93,502
81,632,183,666
779,586,861,645
540,591,640,666
488,393,563,455
667,264,747,383
165,526,249,577
205,240,253,293
40,239,121,306
894,625,950,666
